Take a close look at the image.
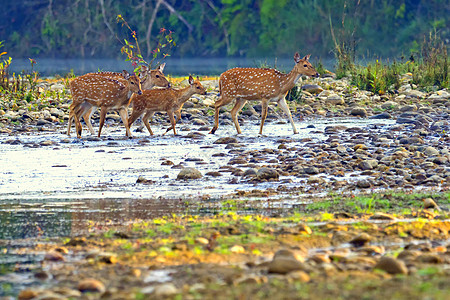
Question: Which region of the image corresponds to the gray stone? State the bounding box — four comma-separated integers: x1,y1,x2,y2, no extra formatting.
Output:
256,167,279,180
350,107,367,117
177,167,202,180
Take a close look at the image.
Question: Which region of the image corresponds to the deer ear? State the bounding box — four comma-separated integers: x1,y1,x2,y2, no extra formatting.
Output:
122,70,130,79
294,52,301,63
188,75,194,85
159,63,166,72
303,54,311,61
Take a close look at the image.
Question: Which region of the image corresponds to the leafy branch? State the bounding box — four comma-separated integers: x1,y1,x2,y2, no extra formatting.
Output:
116,15,175,74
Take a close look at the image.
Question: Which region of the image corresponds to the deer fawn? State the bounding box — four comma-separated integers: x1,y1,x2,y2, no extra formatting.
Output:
68,70,143,138
209,53,319,135
67,64,169,137
128,75,206,136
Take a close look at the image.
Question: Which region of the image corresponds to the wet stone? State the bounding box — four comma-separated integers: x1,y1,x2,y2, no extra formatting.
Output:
214,137,238,144
177,167,202,180
256,167,279,180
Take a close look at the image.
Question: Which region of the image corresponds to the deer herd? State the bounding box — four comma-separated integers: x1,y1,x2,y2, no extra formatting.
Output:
67,53,319,138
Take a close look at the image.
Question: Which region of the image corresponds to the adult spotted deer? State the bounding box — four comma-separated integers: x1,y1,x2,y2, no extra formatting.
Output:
209,53,319,135
69,70,142,138
67,64,169,137
128,75,206,136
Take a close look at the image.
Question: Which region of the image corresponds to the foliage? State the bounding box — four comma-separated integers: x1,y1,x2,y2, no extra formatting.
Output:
116,15,175,72
1,0,448,59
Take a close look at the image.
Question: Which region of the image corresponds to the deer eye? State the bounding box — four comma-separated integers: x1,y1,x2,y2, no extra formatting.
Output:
156,75,160,78
131,82,135,84
303,64,308,67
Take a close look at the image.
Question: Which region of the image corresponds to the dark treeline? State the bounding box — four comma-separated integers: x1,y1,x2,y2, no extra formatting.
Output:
0,0,448,60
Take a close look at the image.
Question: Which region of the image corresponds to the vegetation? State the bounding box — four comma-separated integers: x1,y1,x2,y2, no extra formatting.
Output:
2,0,448,59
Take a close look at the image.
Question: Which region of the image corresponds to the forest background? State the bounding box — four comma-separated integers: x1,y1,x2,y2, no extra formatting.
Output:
0,0,449,63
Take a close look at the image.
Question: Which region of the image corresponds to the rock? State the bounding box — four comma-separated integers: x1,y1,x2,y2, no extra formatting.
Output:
214,137,238,144
359,160,378,170
44,250,64,262
415,254,443,264
369,212,396,220
350,107,367,117
349,233,372,247
78,278,106,293
304,166,320,175
97,252,118,264
136,176,155,184
356,179,371,188
230,245,245,253
399,137,423,144
177,167,202,180
308,176,326,185
154,283,178,297
381,101,398,110
205,171,222,177
243,168,257,177
374,256,408,274
396,250,421,261
301,84,323,94
256,167,279,180
369,112,391,119
268,255,306,274
325,94,345,105
18,289,39,300
286,270,310,282
192,118,207,125
422,146,439,156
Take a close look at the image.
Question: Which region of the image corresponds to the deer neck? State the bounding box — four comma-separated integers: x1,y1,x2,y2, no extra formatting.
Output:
174,86,195,105
280,67,302,95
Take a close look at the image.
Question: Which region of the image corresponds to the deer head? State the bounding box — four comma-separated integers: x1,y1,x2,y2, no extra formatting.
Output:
139,63,171,89
122,70,143,95
188,75,207,95
293,53,319,77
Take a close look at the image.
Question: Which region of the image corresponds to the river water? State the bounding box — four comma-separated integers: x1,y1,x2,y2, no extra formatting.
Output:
9,57,334,76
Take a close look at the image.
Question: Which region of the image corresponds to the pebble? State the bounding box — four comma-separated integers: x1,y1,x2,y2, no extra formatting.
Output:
77,278,106,293
177,167,202,180
256,167,279,180
374,256,408,274
153,283,178,297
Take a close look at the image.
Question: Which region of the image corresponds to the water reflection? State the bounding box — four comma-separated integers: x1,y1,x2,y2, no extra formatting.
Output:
9,57,334,76
0,198,191,239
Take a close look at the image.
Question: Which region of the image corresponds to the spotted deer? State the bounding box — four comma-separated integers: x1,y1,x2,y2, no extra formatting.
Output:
68,70,142,138
67,63,169,137
209,53,319,135
128,75,206,136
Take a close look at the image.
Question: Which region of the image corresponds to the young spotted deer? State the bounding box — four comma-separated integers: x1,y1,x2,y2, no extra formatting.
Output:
209,53,319,135
128,75,206,136
69,70,142,138
67,64,169,137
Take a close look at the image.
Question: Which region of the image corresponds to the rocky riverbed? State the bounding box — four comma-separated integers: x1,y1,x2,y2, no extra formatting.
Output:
0,74,449,299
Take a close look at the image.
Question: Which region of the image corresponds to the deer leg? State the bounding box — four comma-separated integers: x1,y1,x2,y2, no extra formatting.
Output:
128,109,142,129
74,108,83,138
142,112,155,135
278,97,298,134
230,98,247,134
163,109,181,136
67,109,74,136
83,106,96,135
259,99,269,135
167,111,177,135
118,107,131,137
97,106,108,137
209,96,230,134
